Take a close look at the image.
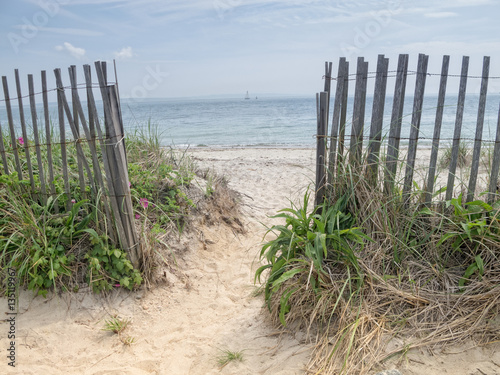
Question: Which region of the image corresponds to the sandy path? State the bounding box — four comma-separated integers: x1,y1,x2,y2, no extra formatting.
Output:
0,148,317,375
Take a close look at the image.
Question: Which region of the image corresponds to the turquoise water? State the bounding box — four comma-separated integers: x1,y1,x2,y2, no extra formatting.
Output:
1,94,500,148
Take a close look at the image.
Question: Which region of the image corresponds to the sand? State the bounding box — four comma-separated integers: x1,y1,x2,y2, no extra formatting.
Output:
0,147,498,375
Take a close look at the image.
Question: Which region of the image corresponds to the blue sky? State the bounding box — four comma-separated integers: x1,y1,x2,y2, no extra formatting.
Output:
1,0,499,98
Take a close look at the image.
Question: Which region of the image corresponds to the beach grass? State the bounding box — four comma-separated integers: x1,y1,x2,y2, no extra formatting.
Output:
256,145,500,374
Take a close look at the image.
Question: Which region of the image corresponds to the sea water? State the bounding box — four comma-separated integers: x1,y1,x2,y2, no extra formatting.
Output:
1,94,500,148
120,94,500,148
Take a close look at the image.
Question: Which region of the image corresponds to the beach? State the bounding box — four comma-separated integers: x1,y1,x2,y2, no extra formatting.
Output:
1,147,499,375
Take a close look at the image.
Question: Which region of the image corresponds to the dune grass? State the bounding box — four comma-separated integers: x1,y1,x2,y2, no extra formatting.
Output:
256,146,500,374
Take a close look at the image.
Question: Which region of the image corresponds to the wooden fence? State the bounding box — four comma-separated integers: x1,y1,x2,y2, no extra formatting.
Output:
0,62,141,268
316,53,500,207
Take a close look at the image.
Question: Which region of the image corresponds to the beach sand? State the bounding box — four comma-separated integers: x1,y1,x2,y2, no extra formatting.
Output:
0,147,498,375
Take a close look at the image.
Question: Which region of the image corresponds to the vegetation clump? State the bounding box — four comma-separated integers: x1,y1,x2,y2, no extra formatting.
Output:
0,124,198,296
256,150,500,375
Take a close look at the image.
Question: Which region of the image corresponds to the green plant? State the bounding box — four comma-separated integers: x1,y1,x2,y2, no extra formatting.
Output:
85,231,143,292
216,349,244,368
255,189,370,325
102,317,130,334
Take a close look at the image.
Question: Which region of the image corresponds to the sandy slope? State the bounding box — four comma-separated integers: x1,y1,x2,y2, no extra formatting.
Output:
0,147,498,375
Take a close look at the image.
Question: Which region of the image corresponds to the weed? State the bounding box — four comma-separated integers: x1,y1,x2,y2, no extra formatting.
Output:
102,317,130,334
216,349,244,368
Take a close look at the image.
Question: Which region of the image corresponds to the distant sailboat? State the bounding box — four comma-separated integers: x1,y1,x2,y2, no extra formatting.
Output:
245,91,250,100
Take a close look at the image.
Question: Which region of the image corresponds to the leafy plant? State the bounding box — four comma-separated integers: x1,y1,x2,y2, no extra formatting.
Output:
255,189,370,325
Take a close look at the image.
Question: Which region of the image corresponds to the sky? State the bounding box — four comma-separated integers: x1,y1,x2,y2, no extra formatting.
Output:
0,0,500,99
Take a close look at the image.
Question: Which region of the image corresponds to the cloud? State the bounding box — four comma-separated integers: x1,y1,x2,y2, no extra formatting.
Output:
55,42,86,59
424,11,458,18
114,46,134,59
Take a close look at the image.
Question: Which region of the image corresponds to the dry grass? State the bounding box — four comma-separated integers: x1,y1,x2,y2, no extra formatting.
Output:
261,150,500,375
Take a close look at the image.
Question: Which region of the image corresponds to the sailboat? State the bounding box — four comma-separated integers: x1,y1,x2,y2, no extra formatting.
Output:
245,91,250,100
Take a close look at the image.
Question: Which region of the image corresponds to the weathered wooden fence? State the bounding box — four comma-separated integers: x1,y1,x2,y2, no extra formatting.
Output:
316,53,500,207
0,62,141,268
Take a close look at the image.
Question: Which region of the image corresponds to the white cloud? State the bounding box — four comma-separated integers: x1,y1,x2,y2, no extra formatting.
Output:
114,46,134,59
55,42,86,59
424,11,458,18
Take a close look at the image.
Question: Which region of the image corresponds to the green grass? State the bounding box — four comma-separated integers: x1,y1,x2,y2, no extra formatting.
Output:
0,122,197,295
216,349,244,368
102,317,130,334
255,144,500,375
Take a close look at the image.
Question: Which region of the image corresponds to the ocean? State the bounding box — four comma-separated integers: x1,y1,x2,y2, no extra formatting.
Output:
1,94,500,148
120,94,500,148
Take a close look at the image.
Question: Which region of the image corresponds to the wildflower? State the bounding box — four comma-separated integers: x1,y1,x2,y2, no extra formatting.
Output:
135,214,140,219
128,181,131,188
114,283,121,287
18,137,24,145
71,199,76,203
140,198,149,209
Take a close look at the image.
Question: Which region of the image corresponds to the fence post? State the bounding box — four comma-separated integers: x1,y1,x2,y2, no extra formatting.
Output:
327,57,347,188
349,57,368,167
15,70,36,193
425,55,450,205
366,54,389,186
2,76,23,180
316,92,328,207
384,54,409,195
466,56,490,203
445,56,469,202
488,101,500,203
403,53,429,204
28,74,48,205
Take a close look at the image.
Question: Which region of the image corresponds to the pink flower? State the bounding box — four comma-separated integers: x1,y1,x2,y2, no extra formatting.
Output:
114,283,121,287
71,199,76,203
140,198,149,209
128,181,131,188
18,137,24,145
135,214,140,219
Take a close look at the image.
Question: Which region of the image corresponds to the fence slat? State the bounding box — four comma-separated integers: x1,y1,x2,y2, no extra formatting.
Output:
425,55,450,205
0,118,8,174
316,92,328,206
95,61,140,267
488,101,500,203
28,74,47,205
349,57,369,167
2,76,23,180
57,80,71,210
41,70,57,212
324,61,333,127
403,53,429,203
366,54,389,185
445,56,469,202
108,85,141,267
337,61,349,170
466,56,490,203
83,64,117,245
69,65,87,200
327,57,347,186
14,70,36,192
384,54,409,195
